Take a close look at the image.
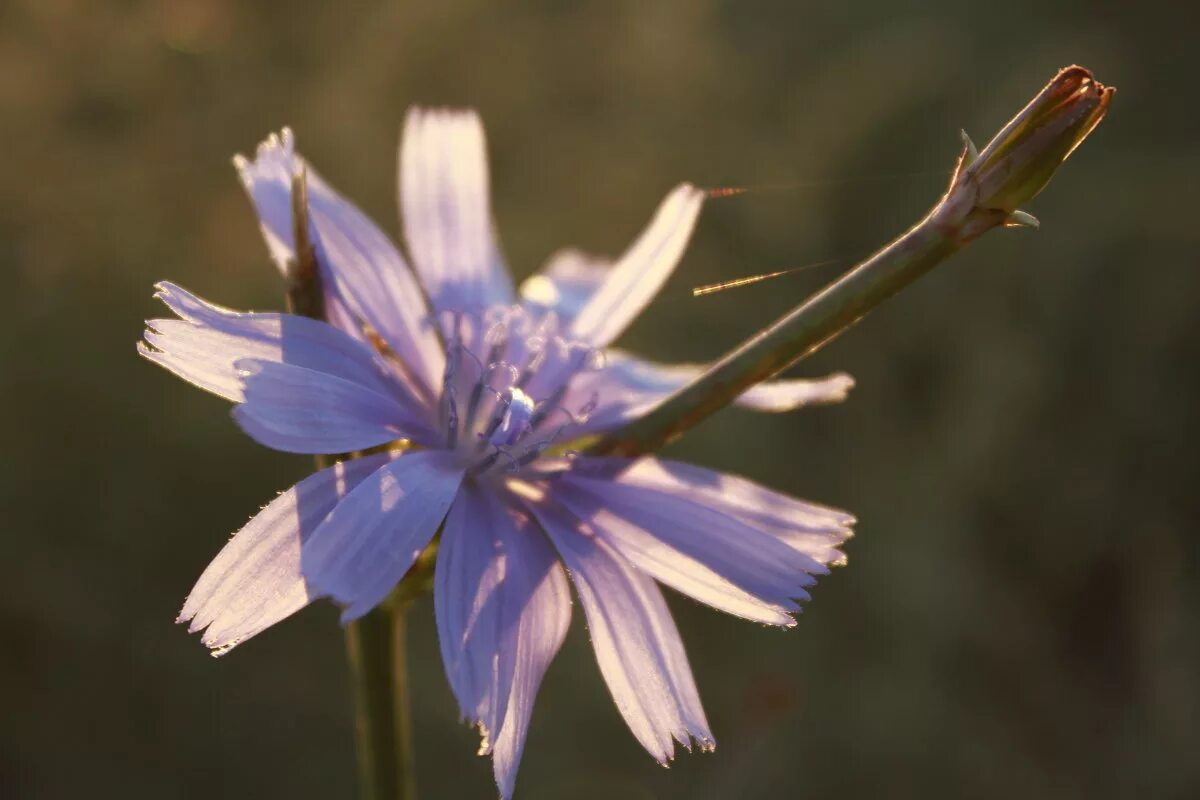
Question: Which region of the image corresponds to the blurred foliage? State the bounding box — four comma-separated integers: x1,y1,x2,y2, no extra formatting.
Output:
2,1,1197,798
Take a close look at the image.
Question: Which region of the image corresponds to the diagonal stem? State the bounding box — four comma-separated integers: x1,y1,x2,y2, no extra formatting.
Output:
588,204,965,457
587,66,1112,458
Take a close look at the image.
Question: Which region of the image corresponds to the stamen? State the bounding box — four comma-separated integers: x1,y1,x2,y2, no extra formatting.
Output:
576,391,600,422
507,416,573,471
441,311,466,449
445,304,609,476
445,384,459,450
516,347,547,390
465,361,518,441
470,444,519,476
529,398,576,430
529,387,568,429
461,316,512,439
489,387,536,448
457,339,487,379
478,413,505,445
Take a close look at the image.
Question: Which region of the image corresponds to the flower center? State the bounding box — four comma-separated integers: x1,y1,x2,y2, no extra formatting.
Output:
438,305,602,476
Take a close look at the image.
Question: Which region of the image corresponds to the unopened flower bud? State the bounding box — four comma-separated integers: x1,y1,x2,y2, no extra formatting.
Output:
966,65,1113,213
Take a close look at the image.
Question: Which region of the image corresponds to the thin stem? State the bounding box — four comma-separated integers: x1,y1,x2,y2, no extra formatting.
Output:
588,207,964,457
343,609,403,796
285,169,417,800
390,605,417,800
587,66,1112,458
344,605,413,800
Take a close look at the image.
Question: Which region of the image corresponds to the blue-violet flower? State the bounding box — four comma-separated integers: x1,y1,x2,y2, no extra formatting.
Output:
140,109,855,798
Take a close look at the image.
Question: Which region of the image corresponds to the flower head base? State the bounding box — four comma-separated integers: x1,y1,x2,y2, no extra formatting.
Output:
141,108,855,798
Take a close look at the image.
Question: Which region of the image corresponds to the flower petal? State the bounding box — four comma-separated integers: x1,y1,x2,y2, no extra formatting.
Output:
569,184,705,347
435,485,570,799
554,456,847,625
525,495,713,763
519,248,609,324
231,130,301,275
234,129,444,396
310,201,445,399
400,108,514,317
232,358,438,454
599,352,856,412
552,453,854,623
554,350,855,436
489,530,571,800
435,484,516,740
301,450,464,621
140,282,401,403
180,452,396,654
569,457,854,567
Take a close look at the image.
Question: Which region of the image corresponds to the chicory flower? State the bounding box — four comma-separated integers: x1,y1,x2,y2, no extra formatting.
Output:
141,109,855,798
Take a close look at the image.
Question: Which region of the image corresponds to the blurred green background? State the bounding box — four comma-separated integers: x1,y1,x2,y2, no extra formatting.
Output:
3,1,1196,798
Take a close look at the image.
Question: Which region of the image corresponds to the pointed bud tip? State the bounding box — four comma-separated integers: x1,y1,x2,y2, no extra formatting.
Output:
960,130,980,163
1004,209,1041,229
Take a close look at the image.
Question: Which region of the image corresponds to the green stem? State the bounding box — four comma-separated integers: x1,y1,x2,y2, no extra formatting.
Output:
344,601,417,800
588,206,967,457
285,169,418,800
587,66,1113,458
390,609,416,800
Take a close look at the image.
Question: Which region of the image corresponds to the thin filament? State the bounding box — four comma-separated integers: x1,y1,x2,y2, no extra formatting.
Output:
692,260,839,297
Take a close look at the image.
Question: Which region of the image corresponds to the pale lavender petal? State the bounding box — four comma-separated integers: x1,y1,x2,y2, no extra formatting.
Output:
140,282,401,403
526,496,713,763
234,130,445,396
488,527,571,800
180,452,395,654
232,359,438,454
309,202,445,399
435,485,571,799
231,130,300,275
734,371,856,410
435,484,515,740
569,184,705,347
557,350,855,436
595,351,855,411
556,462,833,624
302,450,464,621
400,108,515,316
518,248,610,324
570,457,854,568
